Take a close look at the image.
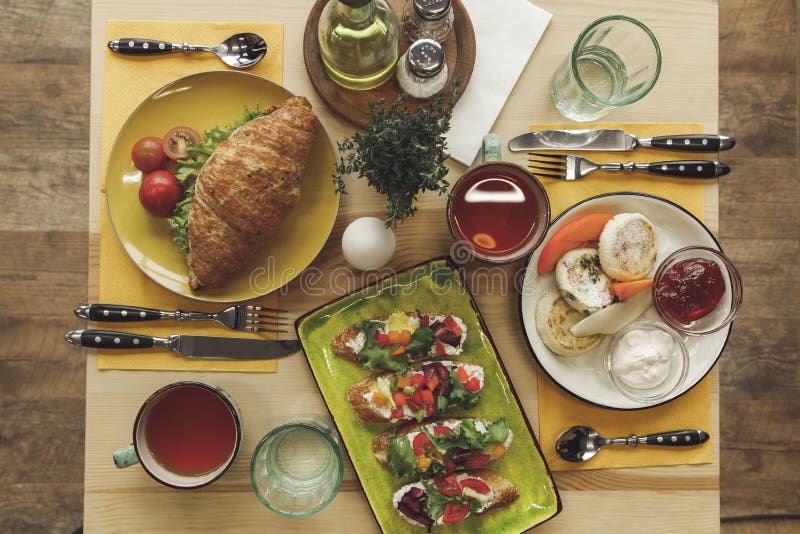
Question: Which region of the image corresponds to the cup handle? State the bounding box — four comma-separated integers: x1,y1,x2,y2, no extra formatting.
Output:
113,444,140,468
482,134,502,162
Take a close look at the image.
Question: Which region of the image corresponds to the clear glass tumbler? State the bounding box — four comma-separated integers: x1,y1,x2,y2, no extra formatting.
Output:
551,15,661,122
249,417,343,517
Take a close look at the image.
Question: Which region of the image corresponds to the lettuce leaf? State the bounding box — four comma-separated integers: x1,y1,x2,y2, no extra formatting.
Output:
387,434,418,478
353,321,408,372
404,325,434,358
170,106,266,253
445,370,482,409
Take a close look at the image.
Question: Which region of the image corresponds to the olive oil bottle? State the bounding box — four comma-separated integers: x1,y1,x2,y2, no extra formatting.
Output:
318,0,400,90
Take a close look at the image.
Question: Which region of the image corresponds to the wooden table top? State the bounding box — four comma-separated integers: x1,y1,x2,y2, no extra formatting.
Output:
86,1,721,532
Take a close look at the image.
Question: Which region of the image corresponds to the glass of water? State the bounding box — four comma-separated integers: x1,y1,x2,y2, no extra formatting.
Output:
250,416,343,517
551,15,661,122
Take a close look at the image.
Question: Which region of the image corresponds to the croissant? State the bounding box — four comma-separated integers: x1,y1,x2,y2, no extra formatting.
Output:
186,96,319,290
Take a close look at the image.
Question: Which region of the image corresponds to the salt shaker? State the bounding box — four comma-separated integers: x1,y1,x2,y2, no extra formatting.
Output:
401,0,455,43
396,39,449,99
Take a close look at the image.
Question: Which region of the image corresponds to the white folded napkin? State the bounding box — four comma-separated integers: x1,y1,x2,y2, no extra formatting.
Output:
447,0,551,165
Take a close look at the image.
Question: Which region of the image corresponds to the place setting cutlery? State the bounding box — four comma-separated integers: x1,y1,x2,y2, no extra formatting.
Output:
66,303,300,360
74,303,289,333
508,130,735,153
528,153,731,181
555,425,710,463
107,32,267,68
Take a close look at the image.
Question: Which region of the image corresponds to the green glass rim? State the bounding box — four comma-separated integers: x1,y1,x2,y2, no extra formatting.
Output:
570,15,662,107
249,422,344,517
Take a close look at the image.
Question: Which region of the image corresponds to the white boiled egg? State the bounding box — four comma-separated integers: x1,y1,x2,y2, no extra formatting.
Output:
341,217,396,271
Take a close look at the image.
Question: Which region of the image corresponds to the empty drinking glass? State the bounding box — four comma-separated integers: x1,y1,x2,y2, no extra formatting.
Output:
551,15,661,122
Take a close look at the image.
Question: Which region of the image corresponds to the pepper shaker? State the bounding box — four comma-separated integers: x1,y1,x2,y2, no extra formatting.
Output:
401,0,455,43
396,39,449,99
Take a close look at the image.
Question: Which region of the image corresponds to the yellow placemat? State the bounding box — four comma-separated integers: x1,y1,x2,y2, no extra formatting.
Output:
533,123,714,470
97,20,284,372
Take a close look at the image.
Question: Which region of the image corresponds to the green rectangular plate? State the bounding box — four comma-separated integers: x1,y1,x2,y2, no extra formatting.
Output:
296,258,561,532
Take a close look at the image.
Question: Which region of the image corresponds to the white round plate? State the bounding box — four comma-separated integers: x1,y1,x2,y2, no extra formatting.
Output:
519,192,732,410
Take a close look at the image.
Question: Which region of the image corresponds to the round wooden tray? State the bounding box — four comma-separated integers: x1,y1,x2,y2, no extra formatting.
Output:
303,0,476,129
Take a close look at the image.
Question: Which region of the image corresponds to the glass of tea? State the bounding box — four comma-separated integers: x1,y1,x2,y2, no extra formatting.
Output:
113,381,242,489
551,15,661,122
250,416,343,517
447,134,550,263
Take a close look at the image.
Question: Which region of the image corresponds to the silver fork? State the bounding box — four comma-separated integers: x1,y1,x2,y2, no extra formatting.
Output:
74,303,289,333
528,153,730,181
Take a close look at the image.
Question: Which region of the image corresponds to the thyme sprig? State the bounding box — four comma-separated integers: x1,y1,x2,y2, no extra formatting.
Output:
333,83,460,227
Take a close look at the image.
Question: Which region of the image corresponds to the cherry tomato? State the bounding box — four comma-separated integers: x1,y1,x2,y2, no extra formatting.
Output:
412,433,432,457
460,478,491,494
464,453,491,469
433,474,461,497
131,136,167,173
463,377,481,393
139,170,183,217
162,126,201,160
442,502,470,524
433,425,452,436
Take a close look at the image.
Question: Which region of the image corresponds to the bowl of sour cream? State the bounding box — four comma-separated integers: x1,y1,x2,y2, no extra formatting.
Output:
605,320,689,404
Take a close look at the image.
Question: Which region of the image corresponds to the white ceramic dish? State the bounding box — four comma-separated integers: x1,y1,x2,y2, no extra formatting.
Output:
518,192,732,410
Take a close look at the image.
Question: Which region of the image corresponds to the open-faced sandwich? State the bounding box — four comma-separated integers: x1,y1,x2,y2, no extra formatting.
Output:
331,311,467,371
185,96,319,290
393,470,518,528
373,418,512,478
346,361,483,423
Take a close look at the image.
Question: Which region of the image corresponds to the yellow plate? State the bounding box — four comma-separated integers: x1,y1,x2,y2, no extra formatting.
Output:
105,71,339,302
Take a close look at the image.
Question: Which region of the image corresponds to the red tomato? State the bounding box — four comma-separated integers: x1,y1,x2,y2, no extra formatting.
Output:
433,474,461,497
162,126,201,160
463,377,481,393
390,407,404,420
442,502,470,524
131,136,167,173
420,315,430,326
412,433,432,456
433,425,452,436
464,453,491,469
138,170,182,217
442,460,457,474
460,478,491,494
435,342,446,356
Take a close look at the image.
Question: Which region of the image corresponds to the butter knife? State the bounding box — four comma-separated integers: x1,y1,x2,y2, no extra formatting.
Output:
65,329,299,360
508,130,735,152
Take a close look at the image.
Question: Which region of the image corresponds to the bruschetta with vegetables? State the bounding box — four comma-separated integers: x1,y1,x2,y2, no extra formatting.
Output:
331,311,467,371
346,361,484,423
373,418,512,478
393,470,518,528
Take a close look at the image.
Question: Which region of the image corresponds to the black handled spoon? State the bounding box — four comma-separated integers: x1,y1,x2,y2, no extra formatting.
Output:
555,425,709,462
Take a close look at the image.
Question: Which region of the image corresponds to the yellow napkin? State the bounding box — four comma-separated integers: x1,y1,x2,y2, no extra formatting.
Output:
97,20,284,372
533,123,714,470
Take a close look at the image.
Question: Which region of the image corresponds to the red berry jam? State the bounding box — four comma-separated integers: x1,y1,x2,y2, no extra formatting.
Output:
655,258,725,324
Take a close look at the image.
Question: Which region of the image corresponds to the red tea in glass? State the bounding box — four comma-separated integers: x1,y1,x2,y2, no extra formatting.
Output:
448,162,550,263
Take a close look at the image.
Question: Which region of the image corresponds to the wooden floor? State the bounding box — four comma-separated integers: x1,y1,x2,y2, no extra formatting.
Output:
0,1,796,532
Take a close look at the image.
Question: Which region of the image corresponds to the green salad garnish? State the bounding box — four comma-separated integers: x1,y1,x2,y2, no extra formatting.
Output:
171,106,266,253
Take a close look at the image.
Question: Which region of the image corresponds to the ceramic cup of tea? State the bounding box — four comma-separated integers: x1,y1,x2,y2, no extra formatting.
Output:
250,415,343,517
447,134,551,263
113,381,242,489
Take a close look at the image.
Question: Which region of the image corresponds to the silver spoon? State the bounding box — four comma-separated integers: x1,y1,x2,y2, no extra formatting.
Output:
555,425,709,463
107,32,267,69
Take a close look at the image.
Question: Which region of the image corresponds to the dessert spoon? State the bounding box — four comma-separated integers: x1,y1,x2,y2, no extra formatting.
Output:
555,425,709,462
107,32,267,68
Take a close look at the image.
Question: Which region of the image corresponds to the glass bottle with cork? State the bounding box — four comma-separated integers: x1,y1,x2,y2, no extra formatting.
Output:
318,0,400,90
